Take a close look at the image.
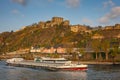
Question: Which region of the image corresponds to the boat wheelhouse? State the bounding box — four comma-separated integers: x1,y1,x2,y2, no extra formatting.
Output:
34,57,69,64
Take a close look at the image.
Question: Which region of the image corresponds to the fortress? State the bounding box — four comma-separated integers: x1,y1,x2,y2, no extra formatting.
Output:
22,17,120,33
38,17,70,28
38,17,90,33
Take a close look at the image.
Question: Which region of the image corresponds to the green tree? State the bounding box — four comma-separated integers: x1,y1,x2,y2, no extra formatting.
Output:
65,47,73,59
66,47,73,55
91,40,101,60
110,41,119,64
77,48,85,63
110,49,117,64
101,40,110,61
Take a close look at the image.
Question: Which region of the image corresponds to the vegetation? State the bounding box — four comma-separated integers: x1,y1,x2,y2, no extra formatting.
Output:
101,40,110,60
0,18,120,61
91,39,101,60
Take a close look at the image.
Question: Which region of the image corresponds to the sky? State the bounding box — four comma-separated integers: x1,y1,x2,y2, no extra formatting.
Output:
0,0,120,32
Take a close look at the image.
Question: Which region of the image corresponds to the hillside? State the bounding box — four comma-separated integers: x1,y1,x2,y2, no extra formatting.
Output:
0,17,120,54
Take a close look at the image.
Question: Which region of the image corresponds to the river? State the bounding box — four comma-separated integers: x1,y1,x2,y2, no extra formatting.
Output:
0,61,120,80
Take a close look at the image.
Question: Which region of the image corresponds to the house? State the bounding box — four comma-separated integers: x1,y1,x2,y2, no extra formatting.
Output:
30,47,66,54
70,25,89,33
114,24,120,29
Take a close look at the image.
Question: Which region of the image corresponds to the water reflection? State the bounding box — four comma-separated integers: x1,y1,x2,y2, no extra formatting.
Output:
0,64,87,80
87,65,120,80
45,71,87,80
89,64,120,72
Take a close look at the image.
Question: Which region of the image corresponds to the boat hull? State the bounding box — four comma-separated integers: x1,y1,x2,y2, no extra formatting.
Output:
52,64,88,71
59,67,87,71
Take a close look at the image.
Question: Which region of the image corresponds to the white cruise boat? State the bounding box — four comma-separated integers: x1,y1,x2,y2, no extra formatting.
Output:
34,57,88,71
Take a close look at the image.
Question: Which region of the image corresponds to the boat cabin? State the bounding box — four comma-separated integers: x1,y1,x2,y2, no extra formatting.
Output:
34,57,69,64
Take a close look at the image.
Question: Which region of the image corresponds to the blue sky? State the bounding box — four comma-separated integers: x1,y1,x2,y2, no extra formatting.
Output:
0,0,120,32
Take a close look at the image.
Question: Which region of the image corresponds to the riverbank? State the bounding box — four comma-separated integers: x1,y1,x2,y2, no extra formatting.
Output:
76,61,120,65
5,60,120,65
2,58,120,65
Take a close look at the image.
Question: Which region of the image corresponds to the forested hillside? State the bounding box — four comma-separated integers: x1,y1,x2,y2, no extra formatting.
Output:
0,18,120,55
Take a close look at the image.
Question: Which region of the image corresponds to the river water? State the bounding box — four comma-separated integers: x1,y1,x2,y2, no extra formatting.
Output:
0,61,120,80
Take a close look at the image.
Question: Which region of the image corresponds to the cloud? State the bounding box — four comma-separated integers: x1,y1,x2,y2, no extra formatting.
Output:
66,0,80,8
12,9,20,14
11,9,25,17
103,0,115,8
82,18,93,24
11,0,28,6
99,6,120,24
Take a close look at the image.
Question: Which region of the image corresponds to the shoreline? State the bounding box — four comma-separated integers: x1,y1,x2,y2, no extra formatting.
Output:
3,59,120,65
74,61,120,65
1,57,120,65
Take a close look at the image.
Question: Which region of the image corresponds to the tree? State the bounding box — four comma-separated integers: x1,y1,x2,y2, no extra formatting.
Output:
77,48,85,63
66,47,73,55
110,49,117,64
110,41,119,64
101,40,110,61
91,40,101,60
65,47,73,59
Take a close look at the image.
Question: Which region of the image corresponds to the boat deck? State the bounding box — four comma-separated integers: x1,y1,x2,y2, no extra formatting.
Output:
7,60,88,71
7,61,66,71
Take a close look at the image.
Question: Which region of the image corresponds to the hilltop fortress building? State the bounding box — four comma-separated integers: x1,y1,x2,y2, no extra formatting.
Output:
70,25,91,33
38,17,70,28
104,24,120,30
52,17,63,24
38,17,90,33
20,17,120,33
37,17,120,33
